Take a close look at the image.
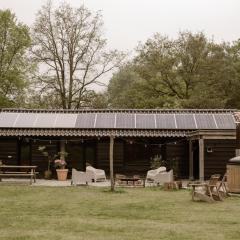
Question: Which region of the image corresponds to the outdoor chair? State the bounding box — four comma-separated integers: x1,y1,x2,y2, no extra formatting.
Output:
86,166,107,182
71,168,88,186
190,174,223,203
146,166,166,182
217,173,229,197
152,169,174,185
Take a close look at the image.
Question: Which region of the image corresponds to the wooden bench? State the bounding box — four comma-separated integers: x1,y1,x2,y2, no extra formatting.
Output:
0,165,38,185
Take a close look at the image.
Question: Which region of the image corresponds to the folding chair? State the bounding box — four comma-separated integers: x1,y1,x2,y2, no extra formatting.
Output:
190,174,222,203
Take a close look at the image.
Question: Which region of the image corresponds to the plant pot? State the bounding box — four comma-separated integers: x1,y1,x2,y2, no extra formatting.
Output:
44,170,52,179
56,169,68,181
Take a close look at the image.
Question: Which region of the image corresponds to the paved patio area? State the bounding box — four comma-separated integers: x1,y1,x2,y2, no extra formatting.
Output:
0,178,110,187
0,178,191,188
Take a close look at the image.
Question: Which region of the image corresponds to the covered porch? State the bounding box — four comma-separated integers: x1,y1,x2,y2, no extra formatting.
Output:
0,108,236,181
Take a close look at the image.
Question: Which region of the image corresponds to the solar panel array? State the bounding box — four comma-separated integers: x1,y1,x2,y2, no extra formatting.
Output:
0,111,236,130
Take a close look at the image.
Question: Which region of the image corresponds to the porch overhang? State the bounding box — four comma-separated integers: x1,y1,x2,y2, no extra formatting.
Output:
0,128,192,138
188,129,236,140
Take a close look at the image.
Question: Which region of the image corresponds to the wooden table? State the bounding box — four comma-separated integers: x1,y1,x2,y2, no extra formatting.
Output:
0,165,38,184
119,177,145,187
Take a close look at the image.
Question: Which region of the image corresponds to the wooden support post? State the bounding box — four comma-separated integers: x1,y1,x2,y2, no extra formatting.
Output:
189,140,194,180
236,123,240,156
109,136,114,191
199,138,204,181
60,140,65,160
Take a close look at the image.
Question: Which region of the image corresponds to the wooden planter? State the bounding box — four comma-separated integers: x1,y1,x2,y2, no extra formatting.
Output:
56,169,68,181
227,164,240,193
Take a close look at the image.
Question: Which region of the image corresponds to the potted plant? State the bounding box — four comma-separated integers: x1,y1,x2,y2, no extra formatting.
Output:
38,146,68,180
38,146,55,179
54,159,68,181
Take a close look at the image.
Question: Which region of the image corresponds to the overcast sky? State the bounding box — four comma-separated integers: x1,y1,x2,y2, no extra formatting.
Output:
0,0,239,91
1,0,239,52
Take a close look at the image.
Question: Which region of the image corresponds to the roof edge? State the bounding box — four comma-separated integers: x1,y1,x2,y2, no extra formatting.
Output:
0,108,237,114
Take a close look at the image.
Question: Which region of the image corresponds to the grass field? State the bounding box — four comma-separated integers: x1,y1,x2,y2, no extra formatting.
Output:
0,186,240,240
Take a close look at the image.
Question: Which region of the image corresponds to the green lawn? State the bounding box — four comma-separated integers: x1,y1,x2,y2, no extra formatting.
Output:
0,186,240,240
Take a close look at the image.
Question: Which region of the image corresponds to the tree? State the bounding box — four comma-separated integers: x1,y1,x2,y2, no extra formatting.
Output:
0,10,31,107
108,31,235,109
31,1,124,109
222,39,240,109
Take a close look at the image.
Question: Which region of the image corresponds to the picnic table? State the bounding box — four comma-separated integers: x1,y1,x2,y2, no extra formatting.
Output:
0,165,38,184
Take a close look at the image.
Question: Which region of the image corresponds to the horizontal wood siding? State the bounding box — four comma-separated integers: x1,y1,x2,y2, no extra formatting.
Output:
123,139,164,176
124,143,151,175
0,138,18,165
166,141,189,179
204,139,235,179
66,142,84,171
31,140,58,174
97,140,124,173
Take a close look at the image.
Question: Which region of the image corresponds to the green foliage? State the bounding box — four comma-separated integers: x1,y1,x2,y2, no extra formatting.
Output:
108,31,240,109
38,145,68,171
0,10,31,107
150,154,166,169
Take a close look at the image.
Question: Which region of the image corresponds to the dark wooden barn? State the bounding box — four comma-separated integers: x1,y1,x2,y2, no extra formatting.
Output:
0,108,237,180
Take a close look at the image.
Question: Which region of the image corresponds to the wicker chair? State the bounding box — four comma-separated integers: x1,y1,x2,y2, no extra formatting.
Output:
86,166,107,182
71,168,88,186
146,166,167,183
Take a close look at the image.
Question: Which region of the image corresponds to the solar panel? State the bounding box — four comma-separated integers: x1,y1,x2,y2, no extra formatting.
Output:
0,113,19,127
195,114,217,129
95,113,115,128
214,114,235,129
175,114,196,129
75,113,96,128
34,113,57,128
54,114,77,128
136,114,155,129
116,113,135,128
156,114,176,129
14,113,38,128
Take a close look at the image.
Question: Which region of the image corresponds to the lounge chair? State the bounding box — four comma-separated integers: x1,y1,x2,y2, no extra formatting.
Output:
152,169,174,185
71,168,88,186
86,166,107,182
190,174,222,203
146,167,173,184
146,166,167,182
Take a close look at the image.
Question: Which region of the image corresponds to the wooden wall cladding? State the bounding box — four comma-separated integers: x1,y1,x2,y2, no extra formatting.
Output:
0,138,18,165
204,139,235,179
166,141,189,179
31,140,58,173
97,140,124,173
66,142,84,171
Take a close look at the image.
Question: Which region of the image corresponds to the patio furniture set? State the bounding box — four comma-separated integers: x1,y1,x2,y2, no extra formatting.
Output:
71,165,174,187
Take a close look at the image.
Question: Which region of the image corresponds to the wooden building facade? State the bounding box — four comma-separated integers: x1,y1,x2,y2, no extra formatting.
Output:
0,109,237,180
